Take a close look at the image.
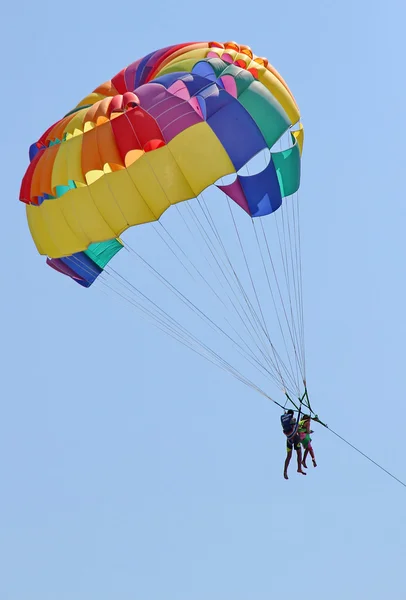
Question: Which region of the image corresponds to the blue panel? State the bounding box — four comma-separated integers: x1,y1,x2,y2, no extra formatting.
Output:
196,96,207,120
182,74,215,98
206,91,267,170
135,50,157,87
154,73,219,100
238,158,282,217
198,84,224,117
153,72,190,89
60,252,102,286
29,143,42,161
192,60,218,81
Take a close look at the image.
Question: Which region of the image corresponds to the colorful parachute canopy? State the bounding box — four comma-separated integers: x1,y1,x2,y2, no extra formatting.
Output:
20,41,304,288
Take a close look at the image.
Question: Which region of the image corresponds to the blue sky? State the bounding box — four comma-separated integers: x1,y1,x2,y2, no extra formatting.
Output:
2,0,406,598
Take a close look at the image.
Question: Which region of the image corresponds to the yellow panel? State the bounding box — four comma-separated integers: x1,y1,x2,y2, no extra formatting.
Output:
104,168,157,227
51,135,85,190
125,152,170,218
125,149,144,167
293,124,304,155
63,110,87,135
158,47,210,74
80,169,157,235
85,170,104,185
128,145,195,210
59,186,116,249
168,122,235,196
28,187,115,257
75,92,106,109
28,168,162,257
26,206,46,255
27,123,236,257
85,175,129,234
62,135,86,183
27,198,89,257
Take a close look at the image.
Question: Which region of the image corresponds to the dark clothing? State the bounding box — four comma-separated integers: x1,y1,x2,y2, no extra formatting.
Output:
281,412,301,452
286,432,301,452
281,413,295,434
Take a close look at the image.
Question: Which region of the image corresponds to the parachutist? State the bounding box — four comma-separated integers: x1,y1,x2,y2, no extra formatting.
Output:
281,409,306,479
298,414,317,468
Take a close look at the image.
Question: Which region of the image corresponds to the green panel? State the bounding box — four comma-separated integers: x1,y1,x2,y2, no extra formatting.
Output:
207,58,230,77
84,238,123,269
272,141,301,198
64,104,92,118
219,64,255,95
55,180,76,198
239,81,291,148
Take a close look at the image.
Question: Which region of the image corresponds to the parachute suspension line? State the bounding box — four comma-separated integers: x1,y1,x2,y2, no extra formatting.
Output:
99,275,206,354
122,242,286,390
181,197,296,394
154,216,247,326
251,219,299,388
97,267,282,403
174,202,282,384
156,215,271,372
225,198,270,340
260,142,305,384
103,268,228,367
116,110,296,393
294,190,307,379
152,223,196,281
280,131,304,376
187,197,270,351
276,203,303,383
101,281,263,395
83,114,283,391
196,193,299,396
239,158,303,396
287,190,306,380
187,201,289,390
151,221,285,389
127,104,304,398
259,217,303,388
197,192,298,392
97,262,301,415
101,267,297,414
224,197,289,382
78,108,303,401
189,199,273,363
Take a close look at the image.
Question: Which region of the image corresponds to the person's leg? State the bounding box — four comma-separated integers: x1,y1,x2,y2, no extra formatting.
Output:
301,434,311,468
294,436,306,475
284,440,293,479
302,447,309,468
284,450,292,479
308,443,317,467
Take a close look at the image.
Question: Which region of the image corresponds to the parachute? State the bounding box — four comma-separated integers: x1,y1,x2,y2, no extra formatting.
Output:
19,40,308,409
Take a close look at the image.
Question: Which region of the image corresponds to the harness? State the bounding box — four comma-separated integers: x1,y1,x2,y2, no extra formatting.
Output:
281,387,309,439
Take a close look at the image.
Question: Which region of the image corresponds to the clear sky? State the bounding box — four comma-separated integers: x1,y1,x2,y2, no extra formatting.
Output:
2,1,406,598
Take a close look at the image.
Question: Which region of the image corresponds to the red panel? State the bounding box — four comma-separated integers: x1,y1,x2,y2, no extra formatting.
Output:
124,107,165,149
19,150,43,204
